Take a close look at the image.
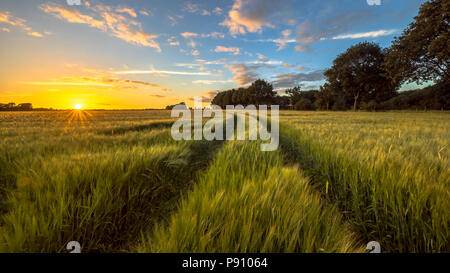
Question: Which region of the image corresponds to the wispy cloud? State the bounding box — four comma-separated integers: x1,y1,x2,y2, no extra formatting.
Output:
296,10,376,52
181,31,224,39
114,68,211,76
213,7,223,15
24,81,112,87
242,37,296,49
203,32,225,38
40,3,161,52
272,70,325,88
183,2,211,16
40,5,105,30
116,7,137,18
23,76,172,92
139,10,152,16
0,11,46,37
247,54,282,65
193,79,233,85
181,32,198,38
246,60,282,65
331,29,397,39
296,65,309,71
175,63,203,68
175,59,226,67
275,29,292,51
187,40,197,48
167,15,180,26
214,46,241,55
201,10,211,16
27,31,44,38
168,36,180,46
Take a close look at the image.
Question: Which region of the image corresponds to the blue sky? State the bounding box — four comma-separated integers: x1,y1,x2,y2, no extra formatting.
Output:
0,0,428,109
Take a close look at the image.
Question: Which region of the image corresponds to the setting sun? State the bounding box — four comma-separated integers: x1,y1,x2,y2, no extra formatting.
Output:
74,104,83,110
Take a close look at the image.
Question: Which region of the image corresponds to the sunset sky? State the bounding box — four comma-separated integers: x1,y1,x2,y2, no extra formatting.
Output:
0,0,427,109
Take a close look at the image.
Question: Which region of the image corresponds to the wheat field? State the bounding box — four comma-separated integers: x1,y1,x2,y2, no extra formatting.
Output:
0,110,448,252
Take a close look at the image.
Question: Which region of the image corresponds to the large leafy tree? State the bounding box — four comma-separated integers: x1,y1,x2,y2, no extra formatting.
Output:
325,42,397,111
385,0,449,84
247,79,276,105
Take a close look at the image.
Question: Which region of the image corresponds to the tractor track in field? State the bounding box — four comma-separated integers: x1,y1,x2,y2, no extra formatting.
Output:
278,122,450,253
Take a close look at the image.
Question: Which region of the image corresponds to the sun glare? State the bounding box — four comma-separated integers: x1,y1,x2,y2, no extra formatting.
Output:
74,104,83,110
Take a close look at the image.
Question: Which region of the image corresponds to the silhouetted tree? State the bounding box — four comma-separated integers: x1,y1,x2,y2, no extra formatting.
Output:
17,103,33,111
294,98,314,110
0,102,33,111
325,42,398,111
315,84,338,111
285,86,302,106
247,79,276,105
379,81,450,111
385,0,449,84
165,102,186,110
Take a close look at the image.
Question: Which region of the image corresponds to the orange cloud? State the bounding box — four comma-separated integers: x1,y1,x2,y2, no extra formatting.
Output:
213,7,223,15
40,3,161,52
116,7,137,18
140,10,152,16
23,76,172,92
220,0,274,35
214,46,240,55
181,32,199,38
0,11,46,37
40,5,105,30
282,63,294,68
275,29,292,51
187,40,197,48
225,64,259,85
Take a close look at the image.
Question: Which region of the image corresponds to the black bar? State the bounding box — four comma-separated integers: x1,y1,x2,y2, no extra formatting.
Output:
0,253,447,272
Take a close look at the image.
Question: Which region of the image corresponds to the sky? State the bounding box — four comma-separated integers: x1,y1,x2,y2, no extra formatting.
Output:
0,0,428,109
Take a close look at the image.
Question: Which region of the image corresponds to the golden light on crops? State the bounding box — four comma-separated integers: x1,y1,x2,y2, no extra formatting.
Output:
74,104,83,110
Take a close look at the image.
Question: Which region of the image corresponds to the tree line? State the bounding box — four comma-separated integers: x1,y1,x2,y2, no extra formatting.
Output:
0,103,33,111
210,0,449,111
0,103,55,111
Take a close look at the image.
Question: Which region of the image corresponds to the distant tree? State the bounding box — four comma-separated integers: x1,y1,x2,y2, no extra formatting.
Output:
331,95,348,111
231,88,243,105
274,95,290,109
385,0,449,84
223,90,234,106
285,86,302,106
315,83,337,111
165,102,186,110
360,100,378,112
17,103,33,111
247,79,276,105
379,81,450,111
294,98,314,110
211,92,225,108
211,79,277,108
325,42,398,111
